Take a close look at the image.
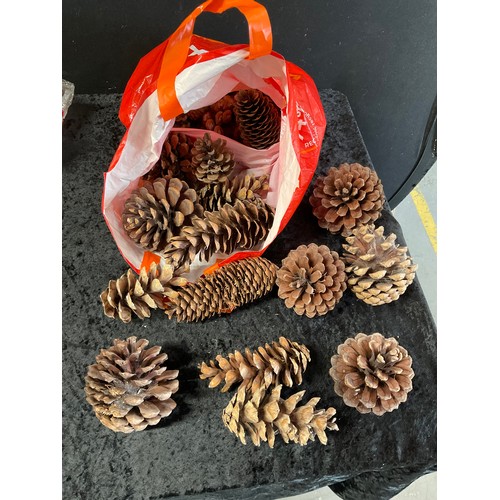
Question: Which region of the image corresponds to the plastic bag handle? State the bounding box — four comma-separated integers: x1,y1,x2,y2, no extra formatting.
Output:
157,0,272,120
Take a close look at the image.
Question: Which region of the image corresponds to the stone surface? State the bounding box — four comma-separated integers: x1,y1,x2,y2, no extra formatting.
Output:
62,90,437,500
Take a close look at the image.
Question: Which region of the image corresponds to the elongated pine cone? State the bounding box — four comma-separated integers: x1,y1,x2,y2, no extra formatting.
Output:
100,262,188,323
197,174,270,212
276,243,347,318
191,132,235,184
144,132,195,182
342,224,418,305
161,199,275,268
165,256,278,322
234,89,281,149
199,337,310,393
309,163,385,236
85,336,179,433
223,384,338,447
122,177,203,253
329,332,414,416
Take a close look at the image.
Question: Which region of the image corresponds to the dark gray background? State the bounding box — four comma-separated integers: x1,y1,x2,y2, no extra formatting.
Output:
62,0,437,207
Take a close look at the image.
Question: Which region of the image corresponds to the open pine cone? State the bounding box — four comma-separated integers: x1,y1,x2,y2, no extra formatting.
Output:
223,384,338,447
276,243,347,318
122,177,203,253
165,256,278,322
342,224,418,305
161,198,275,268
309,163,385,236
197,174,269,212
100,262,188,323
199,337,310,393
144,132,195,182
191,132,235,184
329,332,414,416
85,336,179,433
234,89,281,149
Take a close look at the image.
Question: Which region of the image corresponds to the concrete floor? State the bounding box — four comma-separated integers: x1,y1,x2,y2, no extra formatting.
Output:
280,162,438,500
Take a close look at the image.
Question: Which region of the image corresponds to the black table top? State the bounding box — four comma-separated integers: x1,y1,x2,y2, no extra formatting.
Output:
62,89,437,500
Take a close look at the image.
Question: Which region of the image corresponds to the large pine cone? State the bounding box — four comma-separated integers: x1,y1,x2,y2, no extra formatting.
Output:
276,243,347,318
144,132,195,182
199,337,310,393
234,89,281,149
100,262,188,323
85,336,179,433
309,163,385,236
342,224,418,305
122,177,203,253
161,199,275,268
329,332,414,416
165,256,277,322
191,132,235,184
197,174,269,212
223,384,338,447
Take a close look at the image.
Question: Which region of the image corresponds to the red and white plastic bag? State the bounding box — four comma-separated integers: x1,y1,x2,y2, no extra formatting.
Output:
102,0,326,279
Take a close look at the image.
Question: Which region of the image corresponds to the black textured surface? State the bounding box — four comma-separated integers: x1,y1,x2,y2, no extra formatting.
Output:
62,90,437,500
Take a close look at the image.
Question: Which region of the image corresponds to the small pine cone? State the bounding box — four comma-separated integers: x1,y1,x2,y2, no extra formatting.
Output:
191,132,235,184
210,93,236,113
234,89,281,149
161,199,274,269
309,163,385,236
174,113,191,128
197,174,270,212
100,262,188,323
223,384,339,447
165,256,277,322
199,337,310,393
342,224,418,306
187,106,211,125
85,336,179,433
122,177,203,253
144,132,195,182
329,332,414,416
276,243,347,318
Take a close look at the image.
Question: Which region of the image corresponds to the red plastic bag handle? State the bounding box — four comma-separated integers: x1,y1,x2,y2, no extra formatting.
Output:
157,0,272,120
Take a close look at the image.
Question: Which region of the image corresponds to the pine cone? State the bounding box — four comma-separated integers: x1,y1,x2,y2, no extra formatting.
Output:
85,336,179,433
309,163,385,236
223,384,338,447
329,332,414,416
276,243,347,318
161,199,275,268
199,337,310,393
165,256,278,322
100,262,188,323
234,89,281,149
173,113,191,128
191,132,235,184
122,177,203,253
197,174,270,212
342,224,418,305
144,132,195,182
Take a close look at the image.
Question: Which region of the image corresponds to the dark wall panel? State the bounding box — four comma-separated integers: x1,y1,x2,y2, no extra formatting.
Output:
62,0,436,206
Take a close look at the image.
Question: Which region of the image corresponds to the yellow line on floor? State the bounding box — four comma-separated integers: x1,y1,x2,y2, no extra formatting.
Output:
410,187,437,253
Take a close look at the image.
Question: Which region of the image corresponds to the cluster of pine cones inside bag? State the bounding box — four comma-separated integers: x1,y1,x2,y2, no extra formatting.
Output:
102,88,283,324
85,333,414,439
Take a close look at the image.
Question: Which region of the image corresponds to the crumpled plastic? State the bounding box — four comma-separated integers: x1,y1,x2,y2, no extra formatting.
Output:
62,79,75,120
